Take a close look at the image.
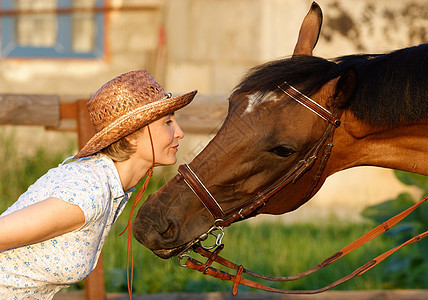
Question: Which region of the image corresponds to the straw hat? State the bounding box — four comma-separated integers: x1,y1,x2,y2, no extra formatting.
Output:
74,70,197,159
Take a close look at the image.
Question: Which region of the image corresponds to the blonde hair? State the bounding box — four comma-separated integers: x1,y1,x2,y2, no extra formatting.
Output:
101,127,145,162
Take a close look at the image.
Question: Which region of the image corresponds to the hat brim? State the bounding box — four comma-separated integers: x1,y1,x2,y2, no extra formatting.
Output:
74,90,197,159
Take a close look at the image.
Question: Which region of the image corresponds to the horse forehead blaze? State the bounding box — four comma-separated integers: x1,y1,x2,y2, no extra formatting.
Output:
243,90,281,115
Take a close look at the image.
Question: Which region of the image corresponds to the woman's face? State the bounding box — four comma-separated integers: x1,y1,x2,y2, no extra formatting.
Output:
134,113,184,167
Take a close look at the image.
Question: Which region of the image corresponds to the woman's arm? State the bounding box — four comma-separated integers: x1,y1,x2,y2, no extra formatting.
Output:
0,197,85,251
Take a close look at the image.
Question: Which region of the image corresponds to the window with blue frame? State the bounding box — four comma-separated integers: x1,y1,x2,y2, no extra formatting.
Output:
0,0,105,58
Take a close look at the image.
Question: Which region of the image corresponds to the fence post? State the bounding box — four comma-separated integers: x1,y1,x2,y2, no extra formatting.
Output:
75,99,106,300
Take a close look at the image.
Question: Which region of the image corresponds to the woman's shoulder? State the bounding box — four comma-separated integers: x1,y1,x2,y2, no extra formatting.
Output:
53,153,116,180
29,154,119,198
48,154,122,218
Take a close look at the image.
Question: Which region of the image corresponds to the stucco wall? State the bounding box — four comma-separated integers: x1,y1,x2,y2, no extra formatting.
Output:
1,0,426,94
164,0,428,94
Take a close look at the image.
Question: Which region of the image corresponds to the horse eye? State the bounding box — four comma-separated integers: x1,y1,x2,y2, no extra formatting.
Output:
270,146,295,157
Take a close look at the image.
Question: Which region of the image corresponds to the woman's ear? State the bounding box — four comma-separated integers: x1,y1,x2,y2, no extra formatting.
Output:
126,126,146,147
124,136,138,148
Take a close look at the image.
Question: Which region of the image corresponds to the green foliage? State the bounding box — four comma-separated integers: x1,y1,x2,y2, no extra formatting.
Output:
394,170,428,190
361,170,428,288
0,130,75,213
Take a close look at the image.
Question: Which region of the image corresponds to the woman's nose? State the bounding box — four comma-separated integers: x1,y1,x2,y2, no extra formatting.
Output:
175,122,184,139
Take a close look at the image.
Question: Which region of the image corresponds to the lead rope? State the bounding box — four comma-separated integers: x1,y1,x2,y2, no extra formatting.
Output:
119,125,155,300
184,195,428,295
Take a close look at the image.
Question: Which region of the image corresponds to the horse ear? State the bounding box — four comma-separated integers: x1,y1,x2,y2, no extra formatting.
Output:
293,2,323,56
332,68,358,108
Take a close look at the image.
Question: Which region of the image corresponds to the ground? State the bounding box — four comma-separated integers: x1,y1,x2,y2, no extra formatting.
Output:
54,290,428,300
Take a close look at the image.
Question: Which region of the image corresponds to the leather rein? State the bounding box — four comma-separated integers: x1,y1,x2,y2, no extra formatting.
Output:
174,82,428,295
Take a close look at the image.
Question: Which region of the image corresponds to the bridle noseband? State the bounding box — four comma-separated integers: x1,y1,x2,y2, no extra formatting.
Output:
177,164,225,221
176,81,342,246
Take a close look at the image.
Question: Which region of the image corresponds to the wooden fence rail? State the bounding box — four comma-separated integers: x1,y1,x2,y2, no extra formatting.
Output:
0,92,228,299
0,93,228,133
0,94,60,126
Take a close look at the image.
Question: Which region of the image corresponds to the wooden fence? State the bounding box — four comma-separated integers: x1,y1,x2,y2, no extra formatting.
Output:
0,93,228,133
0,93,228,299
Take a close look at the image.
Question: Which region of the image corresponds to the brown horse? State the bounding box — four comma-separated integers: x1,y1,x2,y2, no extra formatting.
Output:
133,3,428,260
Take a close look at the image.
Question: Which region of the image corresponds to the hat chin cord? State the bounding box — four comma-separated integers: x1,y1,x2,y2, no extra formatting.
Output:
120,125,155,300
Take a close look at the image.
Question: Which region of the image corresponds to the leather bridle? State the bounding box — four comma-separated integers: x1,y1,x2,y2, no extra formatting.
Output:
173,82,428,295
177,81,341,228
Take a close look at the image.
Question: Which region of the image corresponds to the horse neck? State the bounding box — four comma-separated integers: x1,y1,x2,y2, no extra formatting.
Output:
326,111,428,176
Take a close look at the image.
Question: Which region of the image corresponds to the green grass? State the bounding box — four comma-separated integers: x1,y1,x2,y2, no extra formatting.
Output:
0,129,75,213
0,130,420,294
103,212,397,294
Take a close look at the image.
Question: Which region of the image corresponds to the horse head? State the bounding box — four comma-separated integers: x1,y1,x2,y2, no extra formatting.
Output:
133,2,428,259
133,2,352,258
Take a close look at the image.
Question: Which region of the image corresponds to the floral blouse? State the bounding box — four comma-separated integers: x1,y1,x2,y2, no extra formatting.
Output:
0,153,133,299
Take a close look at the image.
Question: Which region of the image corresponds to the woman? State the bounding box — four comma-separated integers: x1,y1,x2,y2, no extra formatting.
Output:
0,70,197,299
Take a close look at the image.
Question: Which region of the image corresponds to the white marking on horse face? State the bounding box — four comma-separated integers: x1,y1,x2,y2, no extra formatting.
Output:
243,91,280,115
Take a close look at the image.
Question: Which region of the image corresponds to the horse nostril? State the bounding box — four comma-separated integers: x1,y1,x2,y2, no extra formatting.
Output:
159,221,176,240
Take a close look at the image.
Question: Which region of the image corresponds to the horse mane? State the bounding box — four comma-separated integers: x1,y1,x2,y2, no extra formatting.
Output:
233,43,428,127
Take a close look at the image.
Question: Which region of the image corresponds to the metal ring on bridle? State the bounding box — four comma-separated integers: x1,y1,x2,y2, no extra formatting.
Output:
200,224,225,250
178,253,192,267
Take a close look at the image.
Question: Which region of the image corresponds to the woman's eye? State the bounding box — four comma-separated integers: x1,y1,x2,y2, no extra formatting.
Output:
270,146,295,157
